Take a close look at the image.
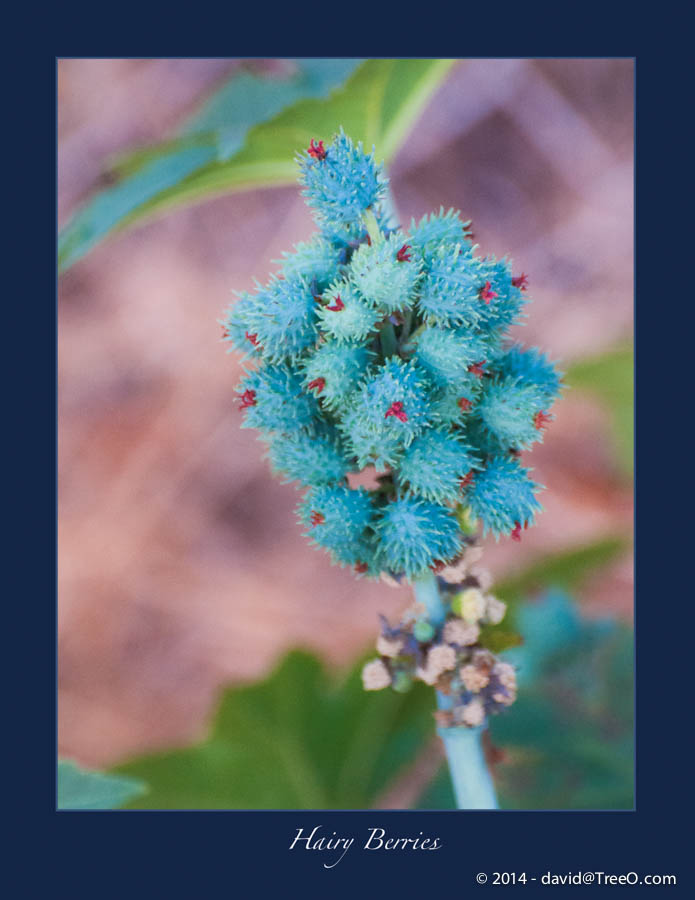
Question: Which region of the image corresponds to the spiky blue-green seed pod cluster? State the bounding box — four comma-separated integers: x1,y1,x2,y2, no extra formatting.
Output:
222,131,562,579
298,128,387,234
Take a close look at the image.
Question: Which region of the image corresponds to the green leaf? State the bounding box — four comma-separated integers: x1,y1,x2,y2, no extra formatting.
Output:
112,650,435,809
492,591,634,809
110,59,364,178
481,536,629,647
57,144,218,272
181,59,365,157
58,58,456,273
566,344,633,477
478,626,524,654
57,759,146,810
111,537,626,809
414,766,457,810
496,536,628,604
503,588,618,684
58,60,362,272
418,591,634,810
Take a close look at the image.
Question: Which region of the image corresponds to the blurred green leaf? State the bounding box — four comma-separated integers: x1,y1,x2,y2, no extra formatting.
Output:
495,536,628,604
109,59,363,178
181,59,364,157
566,344,633,477
418,591,634,810
113,650,435,809
58,59,361,272
58,144,218,272
58,759,146,810
504,588,619,684
58,58,456,272
481,536,629,647
479,627,524,654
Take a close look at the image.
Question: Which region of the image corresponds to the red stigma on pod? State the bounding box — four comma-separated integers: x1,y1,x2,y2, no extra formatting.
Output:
396,244,412,262
460,471,474,489
307,378,325,394
463,224,476,241
326,295,345,311
307,139,327,161
512,273,529,291
245,331,259,347
534,410,553,431
479,281,498,304
431,560,447,573
510,522,522,542
221,326,230,339
310,511,325,526
458,397,472,413
385,401,408,422
238,389,257,410
365,235,372,246
355,562,369,574
468,360,486,377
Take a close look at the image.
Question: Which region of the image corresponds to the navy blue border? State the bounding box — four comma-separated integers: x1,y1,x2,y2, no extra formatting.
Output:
14,45,688,892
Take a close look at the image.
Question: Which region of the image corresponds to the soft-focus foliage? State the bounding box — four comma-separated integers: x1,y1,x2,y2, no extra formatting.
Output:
224,131,562,579
567,345,633,477
480,536,628,652
58,59,454,271
58,760,146,810
418,591,633,810
114,651,435,809
112,589,632,810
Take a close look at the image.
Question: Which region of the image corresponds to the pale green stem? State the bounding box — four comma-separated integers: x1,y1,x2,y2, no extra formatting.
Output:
363,209,383,245
400,322,426,355
412,570,499,810
366,185,496,808
379,321,398,358
361,206,398,358
399,308,413,344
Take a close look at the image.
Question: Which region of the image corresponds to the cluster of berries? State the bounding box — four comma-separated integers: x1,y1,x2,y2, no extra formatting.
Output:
222,130,561,580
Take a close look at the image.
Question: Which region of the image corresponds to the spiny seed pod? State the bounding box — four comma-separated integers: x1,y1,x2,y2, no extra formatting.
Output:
297,127,388,237
349,234,422,313
316,281,381,343
223,130,562,579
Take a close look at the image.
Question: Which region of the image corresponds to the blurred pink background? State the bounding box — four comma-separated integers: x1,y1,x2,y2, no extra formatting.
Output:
58,58,634,768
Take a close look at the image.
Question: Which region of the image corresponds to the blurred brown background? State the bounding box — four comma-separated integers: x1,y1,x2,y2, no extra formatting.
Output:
58,58,634,768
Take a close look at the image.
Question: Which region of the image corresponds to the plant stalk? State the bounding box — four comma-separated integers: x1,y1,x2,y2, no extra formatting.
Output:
376,187,496,809
379,320,399,358
363,208,383,245
412,570,499,810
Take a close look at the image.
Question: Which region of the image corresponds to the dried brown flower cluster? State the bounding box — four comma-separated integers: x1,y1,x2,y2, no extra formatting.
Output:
362,545,517,728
